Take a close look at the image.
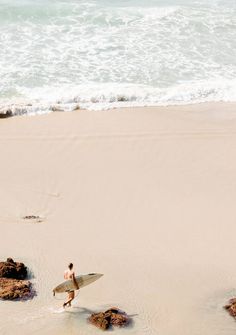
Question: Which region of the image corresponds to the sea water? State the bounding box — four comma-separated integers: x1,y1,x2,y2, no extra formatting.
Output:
0,0,236,115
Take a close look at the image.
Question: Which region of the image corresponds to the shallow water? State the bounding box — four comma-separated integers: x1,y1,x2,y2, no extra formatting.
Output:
0,0,236,114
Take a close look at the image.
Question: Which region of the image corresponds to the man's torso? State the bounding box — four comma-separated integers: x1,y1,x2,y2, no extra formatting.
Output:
64,269,75,280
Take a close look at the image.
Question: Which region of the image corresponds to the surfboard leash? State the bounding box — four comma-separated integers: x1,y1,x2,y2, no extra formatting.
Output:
53,291,80,300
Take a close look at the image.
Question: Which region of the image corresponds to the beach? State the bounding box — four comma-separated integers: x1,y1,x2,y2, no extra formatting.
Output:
1,103,236,334
1,0,236,333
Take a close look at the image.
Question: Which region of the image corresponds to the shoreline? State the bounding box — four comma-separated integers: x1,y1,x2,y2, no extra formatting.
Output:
1,101,236,119
1,102,236,335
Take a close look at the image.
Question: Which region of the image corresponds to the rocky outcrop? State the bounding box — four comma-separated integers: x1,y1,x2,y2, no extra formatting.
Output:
0,258,27,279
0,258,33,300
224,298,236,317
88,307,129,330
0,278,32,300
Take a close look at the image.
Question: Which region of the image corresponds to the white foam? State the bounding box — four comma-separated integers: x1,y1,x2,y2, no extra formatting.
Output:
1,79,236,116
0,0,236,115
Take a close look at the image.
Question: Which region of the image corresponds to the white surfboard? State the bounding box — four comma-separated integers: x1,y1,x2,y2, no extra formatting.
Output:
53,273,103,294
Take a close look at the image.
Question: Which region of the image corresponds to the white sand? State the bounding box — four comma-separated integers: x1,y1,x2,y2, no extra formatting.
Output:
1,103,236,335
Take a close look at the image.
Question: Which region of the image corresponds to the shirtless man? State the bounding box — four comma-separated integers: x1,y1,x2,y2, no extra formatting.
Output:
63,263,79,308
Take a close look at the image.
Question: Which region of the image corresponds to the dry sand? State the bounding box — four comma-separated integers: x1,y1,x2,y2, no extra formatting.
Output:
1,103,236,335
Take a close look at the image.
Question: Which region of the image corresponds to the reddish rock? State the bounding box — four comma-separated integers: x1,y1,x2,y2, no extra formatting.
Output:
89,312,110,330
224,298,236,317
111,312,128,326
0,258,34,301
0,258,27,280
0,278,32,300
88,307,129,330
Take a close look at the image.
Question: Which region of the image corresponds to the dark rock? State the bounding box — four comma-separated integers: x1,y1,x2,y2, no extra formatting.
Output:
0,258,27,280
224,298,236,317
0,258,34,301
88,307,129,330
0,278,32,300
117,95,128,102
23,215,39,219
0,110,12,118
23,215,42,222
105,307,120,314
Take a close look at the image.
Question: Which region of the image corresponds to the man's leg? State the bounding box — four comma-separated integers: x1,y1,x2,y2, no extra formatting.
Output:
63,291,75,308
68,291,75,306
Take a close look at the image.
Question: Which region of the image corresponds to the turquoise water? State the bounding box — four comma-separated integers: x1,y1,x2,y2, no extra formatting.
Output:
0,0,236,114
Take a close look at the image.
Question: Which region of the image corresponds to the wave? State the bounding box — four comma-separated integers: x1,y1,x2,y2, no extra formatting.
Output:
0,0,236,116
1,79,236,116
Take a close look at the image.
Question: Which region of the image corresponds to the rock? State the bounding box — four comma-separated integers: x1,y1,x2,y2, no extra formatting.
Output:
0,278,32,300
88,307,129,330
89,312,110,330
23,215,42,222
224,298,236,317
0,258,27,279
23,215,39,219
106,307,129,327
117,95,128,102
0,110,12,118
0,258,34,301
111,311,128,326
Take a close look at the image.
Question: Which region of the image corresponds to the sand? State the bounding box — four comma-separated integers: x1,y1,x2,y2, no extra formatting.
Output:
1,103,236,335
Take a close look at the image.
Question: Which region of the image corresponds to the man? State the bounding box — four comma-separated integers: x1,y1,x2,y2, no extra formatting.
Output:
63,263,79,308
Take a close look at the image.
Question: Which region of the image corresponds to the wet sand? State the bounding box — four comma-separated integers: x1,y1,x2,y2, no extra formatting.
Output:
1,103,236,335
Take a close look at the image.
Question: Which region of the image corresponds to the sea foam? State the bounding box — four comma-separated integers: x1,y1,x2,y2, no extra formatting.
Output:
0,0,236,115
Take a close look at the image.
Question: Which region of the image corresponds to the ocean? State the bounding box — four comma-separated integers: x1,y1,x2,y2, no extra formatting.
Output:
0,0,236,115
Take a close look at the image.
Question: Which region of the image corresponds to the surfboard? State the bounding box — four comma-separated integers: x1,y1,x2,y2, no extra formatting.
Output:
53,273,103,294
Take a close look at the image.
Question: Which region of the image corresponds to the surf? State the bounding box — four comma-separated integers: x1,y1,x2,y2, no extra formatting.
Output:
0,0,236,116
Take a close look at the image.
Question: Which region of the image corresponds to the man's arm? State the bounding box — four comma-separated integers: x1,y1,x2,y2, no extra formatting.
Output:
72,273,79,290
